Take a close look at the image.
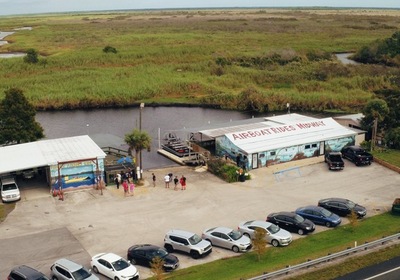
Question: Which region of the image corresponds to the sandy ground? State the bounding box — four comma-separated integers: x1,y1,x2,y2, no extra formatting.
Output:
1,157,400,279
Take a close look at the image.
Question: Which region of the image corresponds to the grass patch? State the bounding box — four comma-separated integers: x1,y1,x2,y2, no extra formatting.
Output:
0,203,16,223
373,149,400,167
162,212,400,280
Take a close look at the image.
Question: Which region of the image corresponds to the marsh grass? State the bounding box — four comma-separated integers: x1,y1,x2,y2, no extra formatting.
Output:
1,9,400,110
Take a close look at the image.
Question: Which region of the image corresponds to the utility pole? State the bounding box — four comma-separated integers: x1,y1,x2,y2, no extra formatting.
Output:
371,117,378,151
139,103,145,180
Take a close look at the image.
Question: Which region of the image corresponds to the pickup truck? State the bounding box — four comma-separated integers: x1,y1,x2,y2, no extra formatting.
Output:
341,146,373,166
324,152,344,170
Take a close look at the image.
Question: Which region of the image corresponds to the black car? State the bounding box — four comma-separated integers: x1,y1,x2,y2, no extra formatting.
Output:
266,211,316,235
127,244,179,271
341,146,373,166
324,152,344,170
8,265,49,280
318,198,367,218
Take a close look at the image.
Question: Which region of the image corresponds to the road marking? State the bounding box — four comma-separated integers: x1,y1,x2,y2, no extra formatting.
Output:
364,266,400,280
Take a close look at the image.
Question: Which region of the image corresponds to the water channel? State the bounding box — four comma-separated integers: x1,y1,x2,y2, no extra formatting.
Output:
36,107,256,169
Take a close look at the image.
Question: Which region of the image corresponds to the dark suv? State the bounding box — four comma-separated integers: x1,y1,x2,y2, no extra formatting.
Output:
8,265,49,280
341,146,373,166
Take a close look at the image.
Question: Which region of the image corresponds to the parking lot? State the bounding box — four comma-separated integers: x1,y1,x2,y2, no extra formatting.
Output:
1,156,400,279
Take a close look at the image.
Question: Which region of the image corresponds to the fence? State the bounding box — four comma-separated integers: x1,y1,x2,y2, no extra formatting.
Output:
248,233,400,280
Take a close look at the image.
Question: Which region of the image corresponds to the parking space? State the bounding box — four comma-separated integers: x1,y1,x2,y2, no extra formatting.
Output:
1,157,399,279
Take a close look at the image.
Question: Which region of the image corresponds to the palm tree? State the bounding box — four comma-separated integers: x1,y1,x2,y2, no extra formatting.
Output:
124,129,152,179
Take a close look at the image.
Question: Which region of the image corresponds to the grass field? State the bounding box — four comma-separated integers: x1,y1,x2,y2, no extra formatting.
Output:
1,8,400,111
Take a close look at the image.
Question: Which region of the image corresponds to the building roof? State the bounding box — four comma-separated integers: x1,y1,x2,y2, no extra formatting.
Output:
0,135,106,175
225,117,357,154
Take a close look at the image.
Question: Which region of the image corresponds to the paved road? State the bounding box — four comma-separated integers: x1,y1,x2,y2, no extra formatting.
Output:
336,256,400,280
1,157,400,279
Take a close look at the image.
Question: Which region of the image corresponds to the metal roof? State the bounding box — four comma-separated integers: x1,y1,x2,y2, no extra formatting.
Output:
264,113,319,124
0,135,106,175
225,117,358,154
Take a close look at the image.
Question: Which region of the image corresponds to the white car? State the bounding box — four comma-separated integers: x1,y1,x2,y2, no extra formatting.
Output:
90,253,139,280
238,220,292,247
202,226,252,253
1,176,20,202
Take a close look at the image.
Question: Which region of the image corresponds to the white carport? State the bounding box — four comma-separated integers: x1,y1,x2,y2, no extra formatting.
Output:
0,135,106,190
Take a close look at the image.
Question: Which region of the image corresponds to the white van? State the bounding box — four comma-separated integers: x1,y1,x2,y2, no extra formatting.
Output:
1,177,21,202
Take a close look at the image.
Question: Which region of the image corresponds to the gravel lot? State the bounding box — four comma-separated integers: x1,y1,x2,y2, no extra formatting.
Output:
1,157,399,279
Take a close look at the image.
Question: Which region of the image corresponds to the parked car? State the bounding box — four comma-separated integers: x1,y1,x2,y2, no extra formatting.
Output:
1,176,21,202
50,258,99,280
90,253,139,280
164,229,212,259
324,152,344,170
341,145,373,166
318,198,367,218
8,265,49,280
127,244,179,270
201,226,252,253
22,169,36,179
266,211,316,235
296,206,341,227
237,220,292,247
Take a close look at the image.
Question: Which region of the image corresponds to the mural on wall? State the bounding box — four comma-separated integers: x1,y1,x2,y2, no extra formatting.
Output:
216,136,250,169
51,159,104,190
325,137,355,152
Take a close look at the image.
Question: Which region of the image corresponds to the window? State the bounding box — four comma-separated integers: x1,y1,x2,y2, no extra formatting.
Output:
312,144,317,148
9,273,24,280
305,145,310,149
270,151,276,156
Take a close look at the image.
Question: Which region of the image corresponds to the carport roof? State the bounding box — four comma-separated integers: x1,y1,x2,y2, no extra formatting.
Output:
0,135,106,175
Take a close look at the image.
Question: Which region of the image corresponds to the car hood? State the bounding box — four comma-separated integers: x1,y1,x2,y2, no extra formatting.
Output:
163,254,179,264
197,239,212,249
117,265,138,278
327,213,341,223
354,204,367,215
271,228,292,239
299,219,315,229
236,235,251,244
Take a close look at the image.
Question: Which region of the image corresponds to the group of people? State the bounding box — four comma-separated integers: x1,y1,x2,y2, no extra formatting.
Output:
114,170,135,197
163,173,187,190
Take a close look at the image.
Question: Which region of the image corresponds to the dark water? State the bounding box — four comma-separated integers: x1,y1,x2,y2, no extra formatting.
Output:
36,107,254,169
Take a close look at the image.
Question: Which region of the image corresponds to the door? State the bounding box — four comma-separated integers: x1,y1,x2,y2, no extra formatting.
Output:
319,141,325,156
252,154,258,169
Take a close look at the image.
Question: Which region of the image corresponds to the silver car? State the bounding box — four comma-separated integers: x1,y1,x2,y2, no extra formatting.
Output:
201,226,252,253
238,220,292,247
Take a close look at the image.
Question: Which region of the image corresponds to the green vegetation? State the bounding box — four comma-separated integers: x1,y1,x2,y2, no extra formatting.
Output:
0,203,15,223
373,148,400,166
163,212,400,280
1,9,400,111
207,158,240,182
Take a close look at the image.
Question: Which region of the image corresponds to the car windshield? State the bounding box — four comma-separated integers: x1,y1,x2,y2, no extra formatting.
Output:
2,184,17,191
150,248,168,258
354,149,365,155
320,208,332,217
267,224,280,234
72,268,92,280
228,230,242,240
346,201,356,209
330,155,342,161
294,215,305,223
112,258,130,271
189,234,202,245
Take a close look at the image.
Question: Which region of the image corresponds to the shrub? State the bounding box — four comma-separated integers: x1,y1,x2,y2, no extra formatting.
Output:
23,48,39,64
207,158,240,183
103,45,118,54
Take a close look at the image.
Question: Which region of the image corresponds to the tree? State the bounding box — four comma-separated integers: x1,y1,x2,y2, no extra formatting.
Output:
150,256,165,280
252,228,267,261
23,48,39,64
385,127,400,149
124,129,151,178
0,88,44,145
360,99,390,148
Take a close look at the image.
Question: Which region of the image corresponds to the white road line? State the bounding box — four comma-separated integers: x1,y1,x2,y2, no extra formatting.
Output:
364,266,400,280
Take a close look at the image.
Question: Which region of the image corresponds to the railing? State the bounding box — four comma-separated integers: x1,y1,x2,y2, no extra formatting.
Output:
101,146,129,157
247,233,400,280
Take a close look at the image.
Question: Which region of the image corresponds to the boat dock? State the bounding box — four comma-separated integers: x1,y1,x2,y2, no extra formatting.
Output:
157,149,206,166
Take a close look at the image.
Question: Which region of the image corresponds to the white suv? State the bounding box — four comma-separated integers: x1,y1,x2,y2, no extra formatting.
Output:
1,176,21,203
50,259,99,280
164,229,212,259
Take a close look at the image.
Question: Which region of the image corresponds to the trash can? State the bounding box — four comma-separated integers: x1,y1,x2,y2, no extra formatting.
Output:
392,198,400,215
239,173,245,182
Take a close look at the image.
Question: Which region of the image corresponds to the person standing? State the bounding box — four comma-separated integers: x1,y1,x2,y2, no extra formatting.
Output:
116,172,122,189
122,179,129,197
173,176,179,191
164,174,170,188
152,173,156,187
180,175,186,190
129,180,135,196
114,174,120,189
